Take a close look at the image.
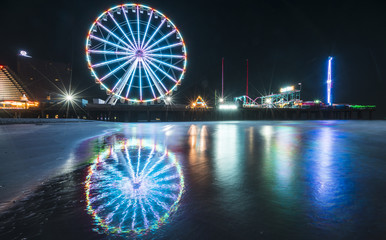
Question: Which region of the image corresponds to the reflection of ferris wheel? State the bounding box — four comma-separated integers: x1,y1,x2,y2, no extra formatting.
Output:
86,4,187,104
85,139,184,234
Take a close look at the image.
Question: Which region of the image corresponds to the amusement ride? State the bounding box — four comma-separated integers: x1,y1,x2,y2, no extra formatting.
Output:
86,4,187,105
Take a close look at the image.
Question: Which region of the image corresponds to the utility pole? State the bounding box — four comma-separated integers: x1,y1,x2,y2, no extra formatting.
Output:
246,59,249,103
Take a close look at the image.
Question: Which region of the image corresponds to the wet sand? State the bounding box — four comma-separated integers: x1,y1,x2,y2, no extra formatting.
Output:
0,120,120,210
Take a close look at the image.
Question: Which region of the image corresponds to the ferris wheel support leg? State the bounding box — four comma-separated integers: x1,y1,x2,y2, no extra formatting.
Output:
106,95,117,105
107,61,138,105
115,64,138,102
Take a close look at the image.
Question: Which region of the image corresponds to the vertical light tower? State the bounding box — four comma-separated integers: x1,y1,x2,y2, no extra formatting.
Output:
327,56,333,106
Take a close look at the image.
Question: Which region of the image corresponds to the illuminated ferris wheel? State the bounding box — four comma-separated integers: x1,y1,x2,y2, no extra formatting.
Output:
86,4,187,104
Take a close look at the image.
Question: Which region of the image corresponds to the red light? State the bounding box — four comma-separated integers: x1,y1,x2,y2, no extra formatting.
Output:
0,65,3,69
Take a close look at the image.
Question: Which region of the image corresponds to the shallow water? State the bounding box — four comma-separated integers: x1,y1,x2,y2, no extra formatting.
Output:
1,121,386,239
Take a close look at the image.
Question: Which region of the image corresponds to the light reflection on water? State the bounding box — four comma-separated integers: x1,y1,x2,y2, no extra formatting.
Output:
85,136,184,236
2,121,386,239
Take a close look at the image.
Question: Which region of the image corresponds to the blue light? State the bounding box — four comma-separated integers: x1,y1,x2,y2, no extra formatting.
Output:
142,19,166,50
97,21,134,50
122,7,139,48
144,59,178,83
91,55,133,68
89,35,130,52
146,42,183,54
143,63,157,98
145,30,177,51
327,56,333,106
141,10,154,48
142,60,168,92
108,11,136,49
99,58,134,81
85,138,185,235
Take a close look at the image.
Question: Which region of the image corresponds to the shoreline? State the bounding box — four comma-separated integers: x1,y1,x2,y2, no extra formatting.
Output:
0,121,121,211
0,118,95,125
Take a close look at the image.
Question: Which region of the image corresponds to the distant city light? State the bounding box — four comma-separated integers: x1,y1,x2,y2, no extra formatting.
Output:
265,98,272,104
19,50,31,58
280,86,295,93
219,98,224,103
219,104,237,110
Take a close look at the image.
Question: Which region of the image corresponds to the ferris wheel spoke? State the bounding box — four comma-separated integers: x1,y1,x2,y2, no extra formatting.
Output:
107,12,136,50
96,22,134,51
141,150,167,179
91,55,134,68
136,6,141,50
111,59,138,94
138,198,149,229
124,145,137,179
122,6,139,48
89,35,131,52
140,10,154,49
145,56,183,72
142,62,166,97
144,29,176,51
146,53,186,59
99,58,134,81
142,19,166,50
142,63,157,99
146,42,183,54
125,61,139,98
131,199,138,230
138,61,143,101
87,50,131,55
143,198,160,221
144,58,178,83
136,142,141,178
138,145,156,178
142,60,168,93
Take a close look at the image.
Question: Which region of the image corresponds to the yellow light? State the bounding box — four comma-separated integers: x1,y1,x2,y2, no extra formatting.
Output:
191,96,208,109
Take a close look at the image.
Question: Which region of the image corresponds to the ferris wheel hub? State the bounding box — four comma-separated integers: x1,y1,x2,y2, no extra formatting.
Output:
135,49,144,58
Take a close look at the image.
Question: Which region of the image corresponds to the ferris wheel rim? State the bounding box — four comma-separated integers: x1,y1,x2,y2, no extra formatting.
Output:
86,3,187,103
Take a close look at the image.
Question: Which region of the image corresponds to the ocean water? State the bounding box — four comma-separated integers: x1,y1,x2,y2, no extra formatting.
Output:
1,120,386,239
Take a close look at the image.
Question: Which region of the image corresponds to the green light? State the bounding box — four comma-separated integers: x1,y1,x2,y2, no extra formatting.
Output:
349,105,376,109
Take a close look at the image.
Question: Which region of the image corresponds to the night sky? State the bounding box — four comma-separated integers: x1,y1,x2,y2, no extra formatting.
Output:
1,0,385,118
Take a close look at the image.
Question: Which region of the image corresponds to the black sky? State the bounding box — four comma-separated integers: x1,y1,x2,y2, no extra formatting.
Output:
1,0,385,118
